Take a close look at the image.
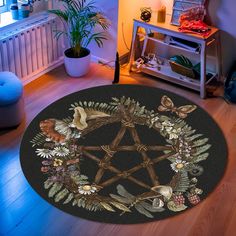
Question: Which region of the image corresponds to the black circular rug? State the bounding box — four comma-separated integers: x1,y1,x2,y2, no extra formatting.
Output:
20,85,228,224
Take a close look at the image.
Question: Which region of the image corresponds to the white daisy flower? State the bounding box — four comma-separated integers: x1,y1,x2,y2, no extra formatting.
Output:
53,146,70,157
161,120,174,132
78,185,97,195
165,126,173,132
36,148,53,158
162,120,174,127
171,160,188,172
168,128,182,140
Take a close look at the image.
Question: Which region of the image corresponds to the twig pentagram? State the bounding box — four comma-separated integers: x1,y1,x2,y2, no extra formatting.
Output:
78,104,175,191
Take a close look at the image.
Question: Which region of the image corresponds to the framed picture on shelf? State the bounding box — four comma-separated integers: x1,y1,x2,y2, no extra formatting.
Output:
171,0,206,26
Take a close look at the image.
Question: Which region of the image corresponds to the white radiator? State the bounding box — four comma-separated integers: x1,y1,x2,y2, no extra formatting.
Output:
0,13,64,84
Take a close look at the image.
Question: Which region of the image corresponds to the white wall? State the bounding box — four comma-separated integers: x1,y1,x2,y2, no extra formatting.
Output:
118,0,161,56
31,0,48,13
88,0,118,63
50,0,118,63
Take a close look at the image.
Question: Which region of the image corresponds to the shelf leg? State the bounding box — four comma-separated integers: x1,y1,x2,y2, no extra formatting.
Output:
200,41,207,99
129,22,139,72
141,27,150,57
216,31,223,82
141,37,148,57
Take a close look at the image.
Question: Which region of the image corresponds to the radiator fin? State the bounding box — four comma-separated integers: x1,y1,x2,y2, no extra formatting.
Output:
0,16,64,84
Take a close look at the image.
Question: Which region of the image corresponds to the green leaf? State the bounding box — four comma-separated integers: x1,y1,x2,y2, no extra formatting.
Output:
72,199,78,206
31,132,46,147
44,179,54,189
192,138,209,147
100,202,115,212
55,188,69,202
192,153,209,163
63,193,74,204
48,0,109,53
193,144,211,156
48,183,63,198
186,134,203,141
173,172,190,192
78,198,86,207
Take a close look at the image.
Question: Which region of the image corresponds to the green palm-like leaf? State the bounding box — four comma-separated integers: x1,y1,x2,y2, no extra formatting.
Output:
48,0,109,57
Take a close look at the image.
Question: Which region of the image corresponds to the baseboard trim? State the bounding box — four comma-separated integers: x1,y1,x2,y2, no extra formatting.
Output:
91,55,115,67
119,52,129,65
22,54,113,85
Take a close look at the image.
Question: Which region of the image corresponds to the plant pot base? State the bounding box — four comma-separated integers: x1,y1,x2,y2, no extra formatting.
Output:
64,48,91,77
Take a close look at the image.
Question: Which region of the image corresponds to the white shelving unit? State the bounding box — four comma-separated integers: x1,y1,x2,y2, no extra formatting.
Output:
129,19,221,98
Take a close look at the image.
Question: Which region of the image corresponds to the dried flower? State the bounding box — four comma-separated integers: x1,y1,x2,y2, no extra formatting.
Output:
78,185,97,195
53,147,70,157
53,158,64,167
36,148,54,159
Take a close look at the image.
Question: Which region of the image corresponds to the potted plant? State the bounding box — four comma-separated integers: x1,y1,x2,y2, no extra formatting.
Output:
49,0,110,77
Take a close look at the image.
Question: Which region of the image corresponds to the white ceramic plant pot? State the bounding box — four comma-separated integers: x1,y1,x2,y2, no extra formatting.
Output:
64,48,91,77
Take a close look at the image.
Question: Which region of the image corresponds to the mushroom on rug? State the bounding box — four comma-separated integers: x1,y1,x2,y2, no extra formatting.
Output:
20,85,227,224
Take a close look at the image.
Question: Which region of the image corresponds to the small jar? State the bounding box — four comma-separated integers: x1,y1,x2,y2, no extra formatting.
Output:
157,6,166,23
19,4,30,19
10,5,19,20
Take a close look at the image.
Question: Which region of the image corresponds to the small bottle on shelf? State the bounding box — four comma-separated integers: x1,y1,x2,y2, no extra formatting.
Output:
157,6,166,23
10,0,19,20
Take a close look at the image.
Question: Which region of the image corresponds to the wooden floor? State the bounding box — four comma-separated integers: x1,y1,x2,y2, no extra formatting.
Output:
0,63,236,236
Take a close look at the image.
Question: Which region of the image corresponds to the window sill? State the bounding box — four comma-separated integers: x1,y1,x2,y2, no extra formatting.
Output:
0,11,18,28
0,10,50,33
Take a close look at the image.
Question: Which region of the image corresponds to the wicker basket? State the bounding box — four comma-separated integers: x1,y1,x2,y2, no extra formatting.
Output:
169,61,196,79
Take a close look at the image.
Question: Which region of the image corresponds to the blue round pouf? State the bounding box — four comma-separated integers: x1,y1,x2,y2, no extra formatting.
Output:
0,72,23,106
0,72,24,128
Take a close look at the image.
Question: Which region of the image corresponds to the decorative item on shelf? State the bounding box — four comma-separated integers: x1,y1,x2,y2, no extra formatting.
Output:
156,32,165,40
19,3,30,18
171,0,206,26
48,0,110,77
177,4,211,37
10,5,19,20
179,6,206,24
10,0,18,20
140,7,152,22
146,53,158,68
179,20,211,37
169,55,196,78
28,0,34,13
134,58,145,69
157,6,166,23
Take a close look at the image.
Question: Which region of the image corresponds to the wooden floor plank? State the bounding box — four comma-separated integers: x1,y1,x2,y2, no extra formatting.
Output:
0,63,235,236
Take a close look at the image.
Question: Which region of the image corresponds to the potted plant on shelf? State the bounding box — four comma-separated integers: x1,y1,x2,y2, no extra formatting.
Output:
49,0,110,77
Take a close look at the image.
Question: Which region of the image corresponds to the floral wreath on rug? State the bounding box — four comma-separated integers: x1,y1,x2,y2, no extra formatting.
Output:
31,95,211,218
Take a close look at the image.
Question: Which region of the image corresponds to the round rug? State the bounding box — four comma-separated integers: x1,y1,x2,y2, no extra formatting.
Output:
20,85,228,224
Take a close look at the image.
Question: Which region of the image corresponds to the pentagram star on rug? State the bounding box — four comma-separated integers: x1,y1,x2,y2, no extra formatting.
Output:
79,108,175,190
